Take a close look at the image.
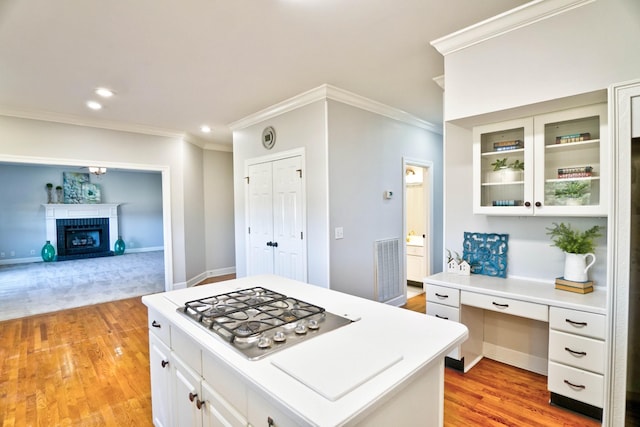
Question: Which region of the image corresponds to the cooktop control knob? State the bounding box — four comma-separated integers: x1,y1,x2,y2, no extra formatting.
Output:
294,323,307,335
308,319,319,330
273,331,286,342
258,336,272,349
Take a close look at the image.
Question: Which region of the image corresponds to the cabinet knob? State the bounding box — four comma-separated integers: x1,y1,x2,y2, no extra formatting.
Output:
189,392,198,402
535,201,542,207
524,201,531,207
196,398,204,410
161,360,169,368
268,416,275,427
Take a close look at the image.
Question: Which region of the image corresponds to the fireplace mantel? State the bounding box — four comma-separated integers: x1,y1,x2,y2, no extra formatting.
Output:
43,204,120,254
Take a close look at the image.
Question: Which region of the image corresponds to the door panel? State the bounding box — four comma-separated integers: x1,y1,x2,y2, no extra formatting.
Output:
272,156,304,281
247,156,305,281
248,162,274,275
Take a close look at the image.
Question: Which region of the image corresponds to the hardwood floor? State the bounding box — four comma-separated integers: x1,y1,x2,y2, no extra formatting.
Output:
0,286,600,426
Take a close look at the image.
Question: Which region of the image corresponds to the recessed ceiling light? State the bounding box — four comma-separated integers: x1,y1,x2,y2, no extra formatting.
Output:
86,100,102,110
200,125,211,133
95,87,115,98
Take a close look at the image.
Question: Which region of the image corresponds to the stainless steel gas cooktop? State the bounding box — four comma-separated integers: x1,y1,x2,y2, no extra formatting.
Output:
178,287,353,360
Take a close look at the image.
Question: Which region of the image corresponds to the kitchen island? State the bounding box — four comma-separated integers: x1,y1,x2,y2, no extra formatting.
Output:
142,274,468,426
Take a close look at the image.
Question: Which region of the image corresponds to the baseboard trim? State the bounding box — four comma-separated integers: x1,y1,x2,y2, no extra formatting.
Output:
482,342,548,375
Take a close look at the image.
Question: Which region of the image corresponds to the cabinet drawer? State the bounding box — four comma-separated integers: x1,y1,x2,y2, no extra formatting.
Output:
461,292,548,322
148,308,171,347
549,330,605,374
426,302,460,322
549,307,605,340
172,328,202,375
425,284,460,308
548,361,603,408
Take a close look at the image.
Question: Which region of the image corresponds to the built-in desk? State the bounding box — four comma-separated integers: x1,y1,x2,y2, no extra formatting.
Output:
424,272,606,420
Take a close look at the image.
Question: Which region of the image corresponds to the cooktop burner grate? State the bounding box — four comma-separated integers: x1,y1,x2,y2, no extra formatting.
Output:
178,286,352,360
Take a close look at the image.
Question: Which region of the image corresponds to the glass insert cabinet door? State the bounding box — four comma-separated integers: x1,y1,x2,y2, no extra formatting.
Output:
533,103,607,216
473,117,534,215
473,104,608,216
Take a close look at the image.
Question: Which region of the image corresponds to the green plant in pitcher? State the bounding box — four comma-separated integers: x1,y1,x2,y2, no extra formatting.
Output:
554,180,589,200
509,159,524,170
491,158,508,171
546,222,602,254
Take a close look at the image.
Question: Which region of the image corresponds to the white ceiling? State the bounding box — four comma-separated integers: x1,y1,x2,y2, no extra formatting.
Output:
0,0,528,148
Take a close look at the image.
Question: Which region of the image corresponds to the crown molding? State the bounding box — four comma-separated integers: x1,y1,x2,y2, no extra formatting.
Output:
228,84,441,135
0,106,186,140
430,0,595,56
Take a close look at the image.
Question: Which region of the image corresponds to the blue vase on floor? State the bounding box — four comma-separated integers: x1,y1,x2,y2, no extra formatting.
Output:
114,236,126,255
41,240,55,262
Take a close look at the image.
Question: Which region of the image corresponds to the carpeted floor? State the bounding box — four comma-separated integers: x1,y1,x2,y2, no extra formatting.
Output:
0,250,165,321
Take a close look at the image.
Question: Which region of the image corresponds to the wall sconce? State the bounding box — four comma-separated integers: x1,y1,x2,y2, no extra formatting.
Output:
88,166,107,176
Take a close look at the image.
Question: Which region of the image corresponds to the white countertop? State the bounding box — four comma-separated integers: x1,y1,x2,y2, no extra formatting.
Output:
425,272,606,315
142,274,468,426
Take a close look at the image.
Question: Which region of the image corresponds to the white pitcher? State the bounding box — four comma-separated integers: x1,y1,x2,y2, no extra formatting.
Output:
564,252,596,282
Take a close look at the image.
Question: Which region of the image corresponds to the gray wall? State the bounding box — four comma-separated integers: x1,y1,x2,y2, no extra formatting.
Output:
0,164,163,260
204,150,236,273
327,100,443,300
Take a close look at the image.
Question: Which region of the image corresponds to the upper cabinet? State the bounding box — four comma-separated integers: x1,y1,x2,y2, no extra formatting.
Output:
473,104,608,216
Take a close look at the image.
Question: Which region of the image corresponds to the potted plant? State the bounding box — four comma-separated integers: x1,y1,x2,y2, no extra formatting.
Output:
546,222,602,282
554,180,590,205
490,158,524,183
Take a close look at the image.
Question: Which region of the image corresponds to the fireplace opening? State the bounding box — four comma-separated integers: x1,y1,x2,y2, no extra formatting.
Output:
56,218,114,260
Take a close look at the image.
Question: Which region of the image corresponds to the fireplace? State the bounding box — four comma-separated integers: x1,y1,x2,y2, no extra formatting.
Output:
43,203,120,261
56,218,113,260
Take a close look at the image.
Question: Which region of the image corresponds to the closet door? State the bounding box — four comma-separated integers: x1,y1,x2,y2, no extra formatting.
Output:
272,156,304,281
247,156,305,281
247,162,275,275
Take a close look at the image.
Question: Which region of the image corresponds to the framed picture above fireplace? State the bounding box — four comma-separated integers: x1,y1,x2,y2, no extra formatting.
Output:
63,172,101,204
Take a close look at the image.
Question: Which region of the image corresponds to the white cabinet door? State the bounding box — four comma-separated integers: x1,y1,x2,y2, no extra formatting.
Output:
201,380,247,427
247,388,297,427
247,156,305,281
172,354,204,427
473,104,607,216
149,334,172,427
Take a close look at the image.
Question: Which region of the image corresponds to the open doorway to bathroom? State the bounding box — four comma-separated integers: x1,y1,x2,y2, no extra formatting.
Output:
403,159,432,299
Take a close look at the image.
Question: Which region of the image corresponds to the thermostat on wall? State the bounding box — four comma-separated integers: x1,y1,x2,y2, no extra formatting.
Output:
262,126,276,150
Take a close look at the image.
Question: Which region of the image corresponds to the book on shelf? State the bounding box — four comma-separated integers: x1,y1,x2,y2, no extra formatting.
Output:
555,133,591,144
555,277,593,288
555,284,594,294
493,140,522,151
557,172,593,179
557,166,593,174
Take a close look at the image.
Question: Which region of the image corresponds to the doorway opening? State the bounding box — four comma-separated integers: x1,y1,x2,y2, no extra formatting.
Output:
403,159,432,299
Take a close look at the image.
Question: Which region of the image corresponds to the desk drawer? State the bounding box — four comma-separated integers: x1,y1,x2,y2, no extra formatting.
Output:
549,330,605,374
548,361,603,408
461,291,548,322
549,307,605,340
426,302,460,322
425,284,460,308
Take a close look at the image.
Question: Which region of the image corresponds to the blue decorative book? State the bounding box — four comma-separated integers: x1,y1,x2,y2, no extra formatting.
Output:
462,232,508,278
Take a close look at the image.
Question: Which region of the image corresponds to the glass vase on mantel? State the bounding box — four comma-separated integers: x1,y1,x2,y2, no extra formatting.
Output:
41,240,55,262
114,236,126,255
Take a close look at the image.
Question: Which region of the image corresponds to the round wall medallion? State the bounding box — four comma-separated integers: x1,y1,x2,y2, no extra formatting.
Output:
262,126,276,150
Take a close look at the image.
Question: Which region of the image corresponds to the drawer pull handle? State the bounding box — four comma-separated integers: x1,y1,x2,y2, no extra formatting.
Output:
492,302,509,308
564,379,586,390
435,314,449,320
435,293,448,299
564,347,587,357
151,320,161,328
565,318,587,327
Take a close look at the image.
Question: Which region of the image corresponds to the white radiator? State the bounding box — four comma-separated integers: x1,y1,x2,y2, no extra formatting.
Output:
374,238,402,303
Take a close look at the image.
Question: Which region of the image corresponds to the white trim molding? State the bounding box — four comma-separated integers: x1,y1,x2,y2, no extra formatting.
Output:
430,0,596,56
228,84,441,135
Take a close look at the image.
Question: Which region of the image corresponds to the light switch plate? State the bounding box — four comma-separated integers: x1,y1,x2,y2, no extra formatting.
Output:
335,227,344,239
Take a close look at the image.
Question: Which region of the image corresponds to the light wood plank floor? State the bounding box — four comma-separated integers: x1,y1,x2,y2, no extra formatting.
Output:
0,286,601,426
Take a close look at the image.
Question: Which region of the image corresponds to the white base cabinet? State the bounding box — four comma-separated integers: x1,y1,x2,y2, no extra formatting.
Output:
424,273,606,420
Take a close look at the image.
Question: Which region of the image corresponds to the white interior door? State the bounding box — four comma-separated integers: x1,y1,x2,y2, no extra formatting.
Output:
272,156,305,281
248,162,274,275
247,155,305,281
